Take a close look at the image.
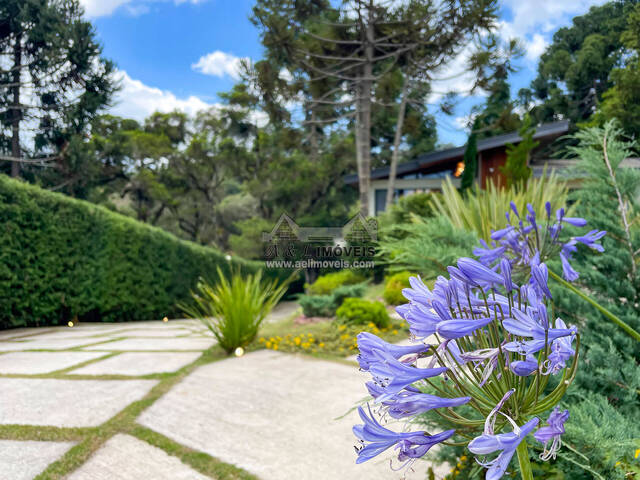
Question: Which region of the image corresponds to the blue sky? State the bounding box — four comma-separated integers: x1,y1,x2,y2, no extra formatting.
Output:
81,0,609,147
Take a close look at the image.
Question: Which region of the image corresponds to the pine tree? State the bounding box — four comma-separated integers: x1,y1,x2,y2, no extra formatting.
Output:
500,115,537,187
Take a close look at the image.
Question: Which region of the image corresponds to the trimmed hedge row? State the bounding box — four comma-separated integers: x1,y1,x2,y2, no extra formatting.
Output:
0,174,288,329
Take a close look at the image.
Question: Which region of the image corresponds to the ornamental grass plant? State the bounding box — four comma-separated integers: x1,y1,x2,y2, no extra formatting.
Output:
182,268,290,354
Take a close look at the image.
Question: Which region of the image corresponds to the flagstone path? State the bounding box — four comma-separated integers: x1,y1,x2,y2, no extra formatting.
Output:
0,309,449,479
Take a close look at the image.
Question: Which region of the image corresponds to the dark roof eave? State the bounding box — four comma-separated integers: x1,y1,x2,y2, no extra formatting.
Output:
343,120,570,185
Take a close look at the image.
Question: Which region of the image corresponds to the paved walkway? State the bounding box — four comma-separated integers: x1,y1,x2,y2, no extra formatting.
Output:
0,317,448,479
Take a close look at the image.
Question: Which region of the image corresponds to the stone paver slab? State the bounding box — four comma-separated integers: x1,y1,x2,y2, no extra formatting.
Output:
138,350,441,480
66,434,210,480
70,352,201,376
99,329,195,338
0,439,75,480
83,337,214,351
0,378,157,427
0,351,106,374
0,337,110,352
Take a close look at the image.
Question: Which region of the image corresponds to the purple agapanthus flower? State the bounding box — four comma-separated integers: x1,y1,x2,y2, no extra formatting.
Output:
353,405,455,464
368,350,448,400
386,391,471,418
510,355,538,376
469,417,540,480
503,309,576,343
436,316,495,339
473,202,606,282
356,332,428,371
543,319,576,374
534,407,569,460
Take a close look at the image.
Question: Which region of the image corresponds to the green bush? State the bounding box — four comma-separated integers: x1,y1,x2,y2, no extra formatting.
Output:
298,294,335,317
383,271,414,305
181,268,289,354
336,298,390,328
298,283,367,317
0,174,293,329
305,270,366,295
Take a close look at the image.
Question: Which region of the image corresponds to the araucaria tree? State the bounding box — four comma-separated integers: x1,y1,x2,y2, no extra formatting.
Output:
0,0,116,179
252,0,497,216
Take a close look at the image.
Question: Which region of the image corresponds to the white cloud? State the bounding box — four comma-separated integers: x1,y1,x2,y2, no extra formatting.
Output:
192,51,248,80
80,0,132,17
497,0,608,61
111,70,215,121
80,0,209,18
502,0,608,36
427,45,479,103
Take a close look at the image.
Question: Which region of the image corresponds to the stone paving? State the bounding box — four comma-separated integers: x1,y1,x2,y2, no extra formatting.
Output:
0,440,75,480
0,312,448,479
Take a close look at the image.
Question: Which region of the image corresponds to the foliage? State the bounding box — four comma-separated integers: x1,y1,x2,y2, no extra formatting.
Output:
524,0,637,126
305,270,366,295
541,123,640,478
181,268,289,354
377,215,477,278
336,298,390,329
501,115,537,187
431,172,570,242
228,217,273,260
298,294,336,318
299,283,367,317
382,271,414,306
0,174,290,329
377,192,436,227
258,319,407,356
459,130,478,192
599,3,640,138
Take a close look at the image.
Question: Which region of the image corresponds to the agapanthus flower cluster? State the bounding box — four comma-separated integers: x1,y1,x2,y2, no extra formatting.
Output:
353,255,578,479
474,202,606,282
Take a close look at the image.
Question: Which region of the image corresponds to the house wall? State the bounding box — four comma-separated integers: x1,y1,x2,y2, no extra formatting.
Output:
480,146,508,187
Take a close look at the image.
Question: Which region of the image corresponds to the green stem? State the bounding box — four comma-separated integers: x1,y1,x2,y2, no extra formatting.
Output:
516,440,534,480
548,269,640,342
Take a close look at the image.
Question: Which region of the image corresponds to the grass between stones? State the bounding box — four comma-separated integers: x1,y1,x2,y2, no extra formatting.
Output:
0,345,258,480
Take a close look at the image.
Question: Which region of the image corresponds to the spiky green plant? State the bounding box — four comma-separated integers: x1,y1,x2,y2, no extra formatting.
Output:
431,168,571,242
181,268,290,354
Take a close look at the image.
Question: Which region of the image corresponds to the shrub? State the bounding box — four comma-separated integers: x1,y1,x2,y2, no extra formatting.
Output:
298,294,335,317
305,270,366,295
0,174,294,329
181,268,289,354
336,298,390,328
383,271,414,305
298,283,367,317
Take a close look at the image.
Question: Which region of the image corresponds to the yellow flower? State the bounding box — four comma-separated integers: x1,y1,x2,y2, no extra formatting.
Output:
615,461,621,467
302,342,311,349
294,337,301,346
273,344,278,350
338,325,346,331
635,449,640,459
319,342,325,348
265,341,272,348
392,329,398,335
258,337,265,343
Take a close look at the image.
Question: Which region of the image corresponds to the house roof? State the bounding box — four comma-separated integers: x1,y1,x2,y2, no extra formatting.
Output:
343,120,570,185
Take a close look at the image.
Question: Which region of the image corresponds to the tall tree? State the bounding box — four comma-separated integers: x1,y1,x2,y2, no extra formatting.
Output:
523,0,638,126
0,0,116,178
252,0,497,216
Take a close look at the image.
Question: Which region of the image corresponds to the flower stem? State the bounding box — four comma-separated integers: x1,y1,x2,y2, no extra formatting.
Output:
516,440,534,480
548,269,640,342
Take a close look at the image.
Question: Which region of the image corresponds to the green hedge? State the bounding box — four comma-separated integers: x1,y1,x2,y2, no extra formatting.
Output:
0,175,291,329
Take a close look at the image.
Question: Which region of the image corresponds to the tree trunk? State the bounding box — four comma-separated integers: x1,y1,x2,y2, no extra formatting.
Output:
309,107,319,162
11,33,22,178
355,3,374,217
385,77,409,210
